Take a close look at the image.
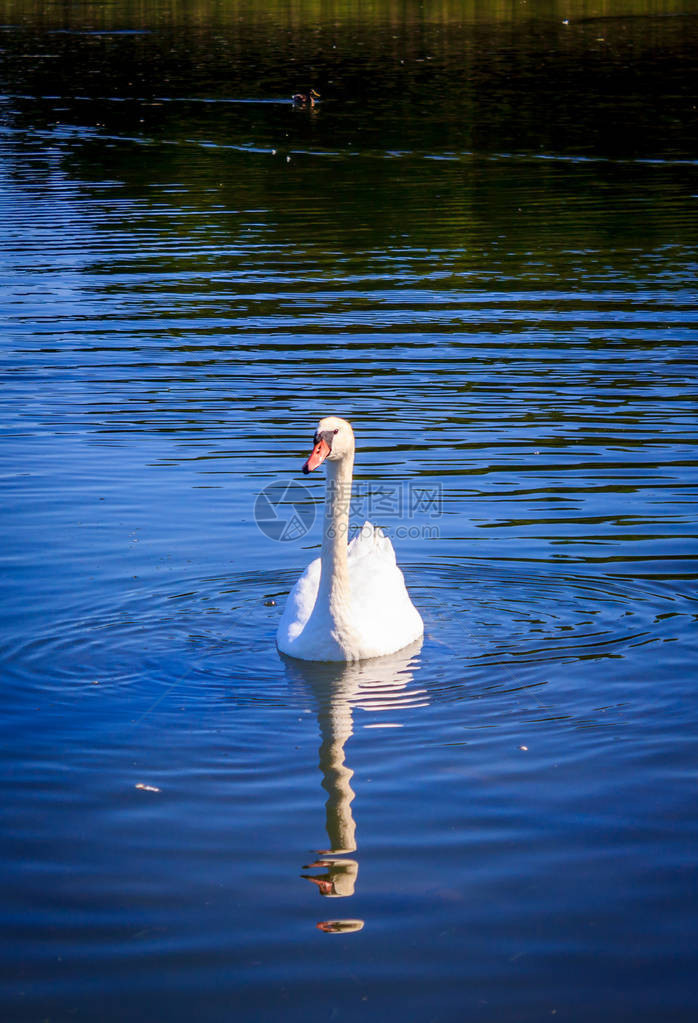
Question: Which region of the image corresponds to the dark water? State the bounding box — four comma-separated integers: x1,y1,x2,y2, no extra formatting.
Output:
1,2,698,1020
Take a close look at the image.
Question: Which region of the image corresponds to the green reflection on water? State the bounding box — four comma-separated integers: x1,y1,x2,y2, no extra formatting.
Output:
1,0,695,26
1,0,697,161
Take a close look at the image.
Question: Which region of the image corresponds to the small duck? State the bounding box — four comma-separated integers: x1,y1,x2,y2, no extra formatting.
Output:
292,88,321,107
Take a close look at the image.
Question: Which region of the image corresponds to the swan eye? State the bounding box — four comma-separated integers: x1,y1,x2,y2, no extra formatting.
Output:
333,429,339,435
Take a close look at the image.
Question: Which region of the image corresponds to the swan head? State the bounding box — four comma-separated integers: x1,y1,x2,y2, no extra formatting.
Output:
302,416,355,474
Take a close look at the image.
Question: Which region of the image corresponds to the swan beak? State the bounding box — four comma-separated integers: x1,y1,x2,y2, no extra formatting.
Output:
302,437,331,474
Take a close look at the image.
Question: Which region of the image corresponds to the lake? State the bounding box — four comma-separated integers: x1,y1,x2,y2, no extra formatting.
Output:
1,1,697,1020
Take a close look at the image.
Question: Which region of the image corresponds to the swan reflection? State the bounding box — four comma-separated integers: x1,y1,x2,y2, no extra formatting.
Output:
282,639,425,930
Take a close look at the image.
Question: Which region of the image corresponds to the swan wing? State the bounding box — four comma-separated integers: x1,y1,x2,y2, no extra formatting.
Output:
276,556,321,649
347,522,423,656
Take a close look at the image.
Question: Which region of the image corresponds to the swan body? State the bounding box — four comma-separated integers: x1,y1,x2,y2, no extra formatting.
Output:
277,416,424,662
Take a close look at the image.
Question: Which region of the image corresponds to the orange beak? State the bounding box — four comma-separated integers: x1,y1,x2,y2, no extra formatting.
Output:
302,437,330,474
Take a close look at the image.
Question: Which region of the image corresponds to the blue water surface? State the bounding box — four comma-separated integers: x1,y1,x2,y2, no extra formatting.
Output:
1,3,698,1021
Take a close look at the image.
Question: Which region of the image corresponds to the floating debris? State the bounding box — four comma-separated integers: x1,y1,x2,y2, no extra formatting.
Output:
316,919,364,934
135,783,160,792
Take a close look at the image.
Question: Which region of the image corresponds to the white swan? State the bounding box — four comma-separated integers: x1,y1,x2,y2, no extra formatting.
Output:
277,416,424,661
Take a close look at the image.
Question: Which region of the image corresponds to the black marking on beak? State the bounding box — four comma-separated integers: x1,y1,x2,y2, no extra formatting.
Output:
313,429,337,449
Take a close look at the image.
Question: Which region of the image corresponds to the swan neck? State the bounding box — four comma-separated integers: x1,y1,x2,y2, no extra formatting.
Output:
321,454,353,592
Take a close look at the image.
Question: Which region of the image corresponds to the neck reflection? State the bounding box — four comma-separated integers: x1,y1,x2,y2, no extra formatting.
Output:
282,639,425,932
